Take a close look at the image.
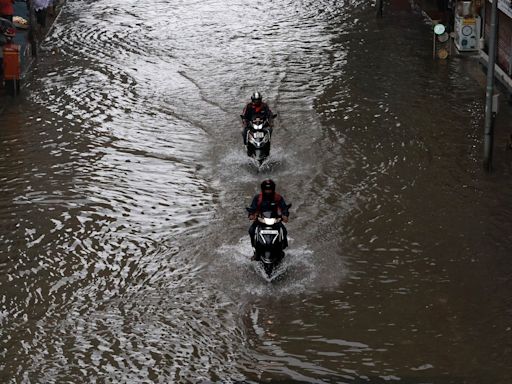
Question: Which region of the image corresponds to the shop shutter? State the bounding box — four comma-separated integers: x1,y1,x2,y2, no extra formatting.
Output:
497,9,512,74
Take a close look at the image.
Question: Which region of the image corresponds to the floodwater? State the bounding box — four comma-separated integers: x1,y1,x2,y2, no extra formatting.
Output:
1,0,512,382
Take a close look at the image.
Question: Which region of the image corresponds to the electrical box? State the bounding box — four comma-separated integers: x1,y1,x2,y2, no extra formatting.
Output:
454,14,481,52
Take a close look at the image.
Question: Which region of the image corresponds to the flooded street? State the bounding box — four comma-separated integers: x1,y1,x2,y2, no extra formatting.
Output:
1,0,512,382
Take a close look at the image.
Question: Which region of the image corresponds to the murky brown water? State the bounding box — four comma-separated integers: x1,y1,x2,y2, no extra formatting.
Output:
1,0,512,382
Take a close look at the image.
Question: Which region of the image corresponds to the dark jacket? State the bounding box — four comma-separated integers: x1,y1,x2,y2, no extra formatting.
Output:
248,192,289,217
242,102,273,125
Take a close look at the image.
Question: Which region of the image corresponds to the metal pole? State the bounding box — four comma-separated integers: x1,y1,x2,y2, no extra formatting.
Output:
433,34,436,59
376,0,383,17
483,0,499,171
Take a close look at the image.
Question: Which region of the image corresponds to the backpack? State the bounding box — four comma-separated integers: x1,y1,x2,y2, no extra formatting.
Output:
256,192,282,215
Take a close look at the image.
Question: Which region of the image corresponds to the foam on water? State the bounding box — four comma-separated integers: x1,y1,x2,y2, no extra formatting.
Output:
211,236,317,298
218,147,291,179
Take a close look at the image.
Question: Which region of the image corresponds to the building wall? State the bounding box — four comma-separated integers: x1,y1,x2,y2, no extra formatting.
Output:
485,0,512,75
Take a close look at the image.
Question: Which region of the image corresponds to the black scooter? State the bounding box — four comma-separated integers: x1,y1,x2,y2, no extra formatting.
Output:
241,114,277,165
247,207,290,278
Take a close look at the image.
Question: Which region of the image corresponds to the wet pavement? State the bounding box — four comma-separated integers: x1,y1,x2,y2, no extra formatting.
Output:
1,0,512,382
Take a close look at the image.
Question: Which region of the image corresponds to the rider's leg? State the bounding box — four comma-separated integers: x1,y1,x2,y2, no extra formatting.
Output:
281,223,288,249
248,222,256,246
248,221,259,260
242,126,249,145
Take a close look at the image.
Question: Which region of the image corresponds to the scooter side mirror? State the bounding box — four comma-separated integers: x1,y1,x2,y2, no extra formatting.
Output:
286,203,292,209
273,113,278,118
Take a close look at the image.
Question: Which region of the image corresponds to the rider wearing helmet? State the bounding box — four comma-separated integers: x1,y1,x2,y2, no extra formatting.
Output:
241,91,275,145
247,179,289,260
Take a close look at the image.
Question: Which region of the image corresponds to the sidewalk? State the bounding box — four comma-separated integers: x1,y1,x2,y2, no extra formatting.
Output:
411,0,452,24
407,0,512,97
389,0,451,24
390,0,512,161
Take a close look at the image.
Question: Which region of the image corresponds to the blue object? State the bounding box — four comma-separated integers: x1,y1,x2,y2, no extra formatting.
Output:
13,1,32,77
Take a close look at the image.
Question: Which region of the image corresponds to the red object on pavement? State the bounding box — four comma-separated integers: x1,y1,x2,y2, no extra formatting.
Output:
3,43,21,80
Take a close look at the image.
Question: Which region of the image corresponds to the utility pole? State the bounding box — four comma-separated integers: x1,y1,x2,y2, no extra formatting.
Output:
483,0,499,171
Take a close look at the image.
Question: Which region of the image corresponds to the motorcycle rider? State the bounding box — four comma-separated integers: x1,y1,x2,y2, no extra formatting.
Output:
241,91,274,145
247,179,289,260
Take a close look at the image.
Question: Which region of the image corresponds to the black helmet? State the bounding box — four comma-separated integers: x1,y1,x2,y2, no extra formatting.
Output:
261,179,276,193
251,91,262,103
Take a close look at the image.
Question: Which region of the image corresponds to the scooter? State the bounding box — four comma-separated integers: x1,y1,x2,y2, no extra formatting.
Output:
242,114,276,165
248,208,290,278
